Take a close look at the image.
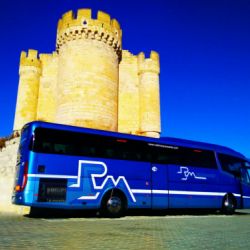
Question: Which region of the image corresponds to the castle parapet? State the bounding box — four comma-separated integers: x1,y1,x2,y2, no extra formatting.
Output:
56,9,122,61
138,51,160,74
20,49,41,69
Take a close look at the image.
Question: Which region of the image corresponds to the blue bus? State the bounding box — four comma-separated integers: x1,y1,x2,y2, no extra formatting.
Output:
12,121,250,217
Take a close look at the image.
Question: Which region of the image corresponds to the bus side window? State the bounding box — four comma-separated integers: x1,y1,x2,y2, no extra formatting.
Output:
218,153,242,177
148,144,217,168
241,168,250,184
105,148,116,158
42,142,53,153
54,143,67,154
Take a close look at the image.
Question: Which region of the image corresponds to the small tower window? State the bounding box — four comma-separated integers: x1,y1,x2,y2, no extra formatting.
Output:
83,20,87,25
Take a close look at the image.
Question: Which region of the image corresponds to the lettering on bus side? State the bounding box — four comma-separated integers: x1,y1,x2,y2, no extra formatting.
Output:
69,160,136,202
177,166,207,181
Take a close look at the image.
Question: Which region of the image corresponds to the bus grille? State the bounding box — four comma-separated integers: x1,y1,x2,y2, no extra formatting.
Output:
38,178,67,202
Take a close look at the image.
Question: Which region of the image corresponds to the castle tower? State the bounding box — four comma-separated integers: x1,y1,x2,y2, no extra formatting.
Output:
118,50,140,134
55,9,122,131
36,52,58,122
13,50,41,131
138,51,161,138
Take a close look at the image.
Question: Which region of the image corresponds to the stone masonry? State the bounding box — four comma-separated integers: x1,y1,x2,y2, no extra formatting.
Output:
0,138,29,214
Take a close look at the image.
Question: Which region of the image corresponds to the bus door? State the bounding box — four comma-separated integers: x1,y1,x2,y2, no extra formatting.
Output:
240,167,250,208
151,164,168,209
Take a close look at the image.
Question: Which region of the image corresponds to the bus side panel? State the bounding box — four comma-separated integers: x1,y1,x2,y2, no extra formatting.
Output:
168,165,221,208
151,163,168,209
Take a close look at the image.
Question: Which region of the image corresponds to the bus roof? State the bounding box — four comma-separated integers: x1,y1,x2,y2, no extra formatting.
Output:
27,121,246,160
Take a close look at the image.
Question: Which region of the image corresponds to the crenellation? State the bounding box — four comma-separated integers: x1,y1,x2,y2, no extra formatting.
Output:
20,49,41,68
111,19,121,31
27,49,39,59
62,10,74,22
77,8,92,19
138,50,160,74
97,11,111,24
150,50,159,61
56,9,122,60
137,52,145,62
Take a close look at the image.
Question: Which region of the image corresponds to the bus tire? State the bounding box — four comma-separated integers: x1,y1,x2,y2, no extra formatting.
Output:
100,189,127,218
221,194,236,215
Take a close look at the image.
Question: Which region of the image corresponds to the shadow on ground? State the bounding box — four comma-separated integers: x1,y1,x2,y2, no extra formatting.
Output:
24,207,250,219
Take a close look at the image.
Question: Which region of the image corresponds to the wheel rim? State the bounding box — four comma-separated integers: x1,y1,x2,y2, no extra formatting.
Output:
223,195,235,214
106,196,122,214
225,196,233,208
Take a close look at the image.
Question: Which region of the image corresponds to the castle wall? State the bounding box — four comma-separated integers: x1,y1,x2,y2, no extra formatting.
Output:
0,138,30,214
36,53,58,122
55,10,122,131
118,50,140,134
138,51,161,138
13,50,41,131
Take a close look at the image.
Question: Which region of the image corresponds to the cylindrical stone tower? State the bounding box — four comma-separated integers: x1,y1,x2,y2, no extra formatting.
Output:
13,50,41,131
138,51,161,138
55,9,122,131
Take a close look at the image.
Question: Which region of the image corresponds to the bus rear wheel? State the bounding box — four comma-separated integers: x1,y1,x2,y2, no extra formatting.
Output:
221,194,235,215
101,190,126,218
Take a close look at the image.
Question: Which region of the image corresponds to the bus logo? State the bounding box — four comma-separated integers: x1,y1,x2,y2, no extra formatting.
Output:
70,160,136,202
177,166,207,181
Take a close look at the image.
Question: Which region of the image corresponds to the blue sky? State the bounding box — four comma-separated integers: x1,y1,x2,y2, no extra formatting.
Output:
0,0,249,157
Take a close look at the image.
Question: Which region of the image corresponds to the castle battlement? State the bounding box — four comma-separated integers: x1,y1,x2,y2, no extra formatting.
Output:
121,50,138,63
20,49,41,68
138,51,160,74
39,52,58,63
56,9,122,61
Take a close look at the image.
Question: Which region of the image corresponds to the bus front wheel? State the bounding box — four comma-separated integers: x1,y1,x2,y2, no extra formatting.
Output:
100,190,127,218
221,194,236,215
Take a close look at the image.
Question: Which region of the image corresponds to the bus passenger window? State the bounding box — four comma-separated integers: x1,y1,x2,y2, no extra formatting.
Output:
241,168,250,184
218,154,244,177
42,142,53,153
54,144,67,154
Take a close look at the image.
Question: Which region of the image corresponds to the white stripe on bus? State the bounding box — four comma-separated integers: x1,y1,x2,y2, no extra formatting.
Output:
28,174,77,179
27,174,243,199
78,193,100,200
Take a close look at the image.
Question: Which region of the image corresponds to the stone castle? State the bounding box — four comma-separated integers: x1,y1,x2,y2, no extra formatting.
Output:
14,9,161,138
